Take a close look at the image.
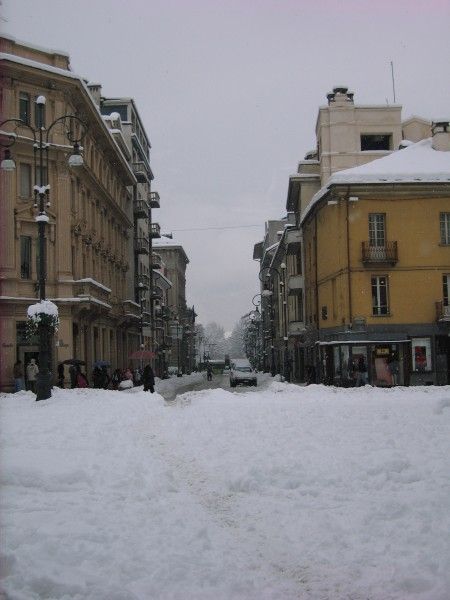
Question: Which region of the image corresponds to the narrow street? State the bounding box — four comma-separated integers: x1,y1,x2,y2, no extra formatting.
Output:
161,372,269,402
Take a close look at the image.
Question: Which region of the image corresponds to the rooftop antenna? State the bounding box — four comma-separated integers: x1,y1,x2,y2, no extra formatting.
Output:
390,60,396,103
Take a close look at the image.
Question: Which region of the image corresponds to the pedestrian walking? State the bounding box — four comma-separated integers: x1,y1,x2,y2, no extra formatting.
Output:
355,356,368,387
133,367,142,387
57,363,65,388
206,363,213,381
111,368,122,390
124,366,133,382
101,366,110,389
92,366,103,389
142,364,155,393
26,358,39,393
69,364,77,389
76,365,89,388
13,360,25,392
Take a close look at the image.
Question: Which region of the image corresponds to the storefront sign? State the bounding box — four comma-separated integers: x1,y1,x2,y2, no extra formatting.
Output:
375,347,390,356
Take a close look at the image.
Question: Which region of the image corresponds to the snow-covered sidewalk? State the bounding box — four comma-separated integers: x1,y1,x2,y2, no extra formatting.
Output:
1,383,450,599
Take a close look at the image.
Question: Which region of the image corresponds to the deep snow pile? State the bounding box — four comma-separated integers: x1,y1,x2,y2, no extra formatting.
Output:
1,383,450,600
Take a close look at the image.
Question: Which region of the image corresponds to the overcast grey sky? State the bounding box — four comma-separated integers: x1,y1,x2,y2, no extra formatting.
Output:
2,0,449,331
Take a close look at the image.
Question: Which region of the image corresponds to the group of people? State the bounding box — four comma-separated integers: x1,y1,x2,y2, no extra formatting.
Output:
13,359,155,394
13,359,38,393
110,365,154,392
68,363,155,393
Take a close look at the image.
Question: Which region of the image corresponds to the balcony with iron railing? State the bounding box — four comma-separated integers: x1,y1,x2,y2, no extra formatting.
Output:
150,253,162,269
436,301,450,322
135,273,150,290
132,161,150,183
73,278,111,305
154,318,164,330
288,320,305,336
285,228,301,254
134,236,149,254
362,241,398,265
288,274,304,295
150,223,161,238
150,288,163,300
133,198,149,219
149,191,160,209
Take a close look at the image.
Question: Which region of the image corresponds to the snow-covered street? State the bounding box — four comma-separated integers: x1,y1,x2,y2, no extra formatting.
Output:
1,381,450,599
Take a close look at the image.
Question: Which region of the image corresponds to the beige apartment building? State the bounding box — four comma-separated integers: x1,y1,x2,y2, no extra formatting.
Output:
152,239,195,373
0,36,157,391
255,86,433,384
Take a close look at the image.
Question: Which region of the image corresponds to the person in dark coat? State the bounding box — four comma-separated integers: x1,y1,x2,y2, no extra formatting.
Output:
101,366,110,389
142,364,155,393
92,366,103,389
69,364,77,389
57,363,65,388
111,368,122,390
13,360,25,392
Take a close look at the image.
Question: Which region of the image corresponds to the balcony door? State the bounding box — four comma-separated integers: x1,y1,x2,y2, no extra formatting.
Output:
368,213,386,260
444,275,450,317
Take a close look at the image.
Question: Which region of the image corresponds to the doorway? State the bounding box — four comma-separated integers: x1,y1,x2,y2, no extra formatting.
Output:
436,335,450,385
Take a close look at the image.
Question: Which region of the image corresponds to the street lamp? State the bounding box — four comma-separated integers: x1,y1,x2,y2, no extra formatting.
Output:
1,97,87,400
251,294,264,371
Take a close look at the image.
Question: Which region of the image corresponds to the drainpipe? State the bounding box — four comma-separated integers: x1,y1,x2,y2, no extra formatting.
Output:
345,189,353,325
314,213,319,380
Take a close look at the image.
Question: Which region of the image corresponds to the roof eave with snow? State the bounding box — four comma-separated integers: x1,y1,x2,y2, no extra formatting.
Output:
301,138,450,225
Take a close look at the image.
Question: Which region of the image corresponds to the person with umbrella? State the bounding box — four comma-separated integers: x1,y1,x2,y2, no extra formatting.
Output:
142,364,155,394
62,359,86,389
101,366,110,389
69,364,77,388
92,365,103,389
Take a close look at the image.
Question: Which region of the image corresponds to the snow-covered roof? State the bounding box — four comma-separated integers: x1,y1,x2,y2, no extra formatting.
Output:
0,52,137,186
0,34,69,58
152,239,189,263
330,138,450,185
301,138,450,224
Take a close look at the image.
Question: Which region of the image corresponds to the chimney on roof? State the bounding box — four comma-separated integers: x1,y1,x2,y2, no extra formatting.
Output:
431,120,450,151
87,83,102,107
327,86,354,106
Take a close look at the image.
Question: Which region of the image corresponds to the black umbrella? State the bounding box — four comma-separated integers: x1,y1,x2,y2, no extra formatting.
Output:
93,360,111,368
62,358,86,366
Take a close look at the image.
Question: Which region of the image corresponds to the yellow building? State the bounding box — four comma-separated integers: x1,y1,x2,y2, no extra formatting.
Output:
301,123,450,386
0,36,146,391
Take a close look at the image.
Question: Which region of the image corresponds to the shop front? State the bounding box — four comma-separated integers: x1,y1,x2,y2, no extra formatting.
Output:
319,340,411,387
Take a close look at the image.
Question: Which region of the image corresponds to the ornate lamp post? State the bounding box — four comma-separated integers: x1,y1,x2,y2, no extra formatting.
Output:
1,96,87,400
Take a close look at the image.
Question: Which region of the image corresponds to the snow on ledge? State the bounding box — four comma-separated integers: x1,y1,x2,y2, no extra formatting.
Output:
74,278,112,293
